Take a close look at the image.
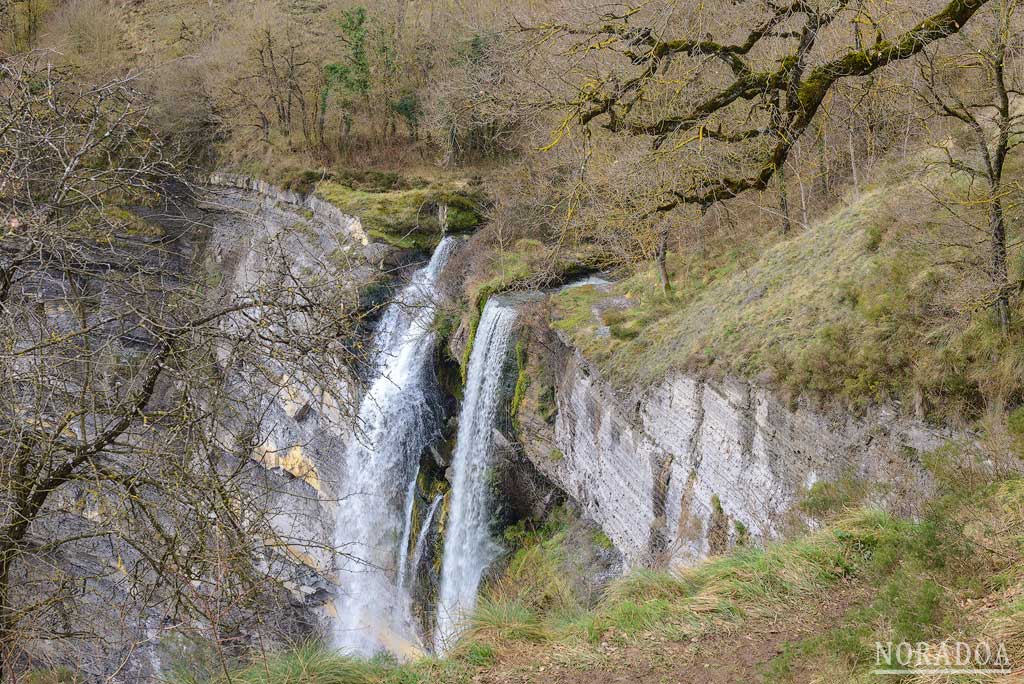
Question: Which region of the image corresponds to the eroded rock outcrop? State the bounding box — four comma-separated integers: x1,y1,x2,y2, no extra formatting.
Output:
510,301,955,569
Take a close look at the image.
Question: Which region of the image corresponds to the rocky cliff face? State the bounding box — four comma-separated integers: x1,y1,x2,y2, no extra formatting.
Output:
510,300,955,569
11,176,425,681
201,177,429,625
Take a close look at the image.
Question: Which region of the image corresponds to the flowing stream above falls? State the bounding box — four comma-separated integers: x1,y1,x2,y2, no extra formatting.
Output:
331,237,457,657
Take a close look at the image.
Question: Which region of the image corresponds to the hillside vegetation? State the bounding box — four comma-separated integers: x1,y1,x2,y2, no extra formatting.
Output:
188,455,1024,683
552,152,1024,425
4,0,1024,681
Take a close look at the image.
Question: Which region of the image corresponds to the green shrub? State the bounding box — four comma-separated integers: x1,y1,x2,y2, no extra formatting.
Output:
1009,406,1024,436
878,575,947,643
592,529,614,550
799,476,868,518
510,340,530,421
463,642,496,667
864,224,884,251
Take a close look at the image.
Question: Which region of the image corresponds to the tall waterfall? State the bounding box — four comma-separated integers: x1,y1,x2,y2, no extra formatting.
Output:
434,299,518,652
332,237,457,656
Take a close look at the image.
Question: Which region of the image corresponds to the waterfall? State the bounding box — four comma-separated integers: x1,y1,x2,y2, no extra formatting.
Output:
407,493,443,588
434,299,518,652
332,237,457,657
396,464,420,591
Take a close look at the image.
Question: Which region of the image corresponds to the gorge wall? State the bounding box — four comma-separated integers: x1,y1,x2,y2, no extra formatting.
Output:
201,176,430,629
137,179,962,672
507,298,958,569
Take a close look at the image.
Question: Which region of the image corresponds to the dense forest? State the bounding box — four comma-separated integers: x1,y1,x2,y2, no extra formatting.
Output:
2,1,1024,683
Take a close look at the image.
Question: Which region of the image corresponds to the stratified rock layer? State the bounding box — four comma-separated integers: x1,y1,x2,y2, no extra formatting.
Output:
515,318,952,568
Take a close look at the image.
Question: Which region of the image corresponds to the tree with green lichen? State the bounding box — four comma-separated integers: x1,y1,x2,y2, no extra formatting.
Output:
531,0,996,288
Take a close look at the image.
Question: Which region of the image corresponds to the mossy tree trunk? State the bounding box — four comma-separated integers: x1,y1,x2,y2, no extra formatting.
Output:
988,26,1012,333
991,196,1010,331
0,555,11,684
655,226,671,294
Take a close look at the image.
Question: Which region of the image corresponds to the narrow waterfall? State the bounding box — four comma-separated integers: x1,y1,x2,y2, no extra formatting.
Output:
332,237,457,656
407,493,443,588
395,464,420,590
434,299,518,652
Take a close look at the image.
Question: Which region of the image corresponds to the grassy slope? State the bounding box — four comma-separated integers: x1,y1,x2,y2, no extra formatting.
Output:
183,460,1024,684
552,157,1024,424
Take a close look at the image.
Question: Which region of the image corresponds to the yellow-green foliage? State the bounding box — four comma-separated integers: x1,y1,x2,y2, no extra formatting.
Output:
68,206,165,242
433,491,452,575
510,339,530,422
459,297,486,385
552,166,1024,422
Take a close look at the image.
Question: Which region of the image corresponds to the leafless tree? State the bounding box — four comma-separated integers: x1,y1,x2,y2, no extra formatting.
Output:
919,0,1023,331
531,0,996,280
0,54,366,681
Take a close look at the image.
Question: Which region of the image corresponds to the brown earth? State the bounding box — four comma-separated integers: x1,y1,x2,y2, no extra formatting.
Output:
471,582,865,684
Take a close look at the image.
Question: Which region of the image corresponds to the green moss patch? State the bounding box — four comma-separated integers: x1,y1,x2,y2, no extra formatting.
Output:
67,206,166,243
316,178,484,250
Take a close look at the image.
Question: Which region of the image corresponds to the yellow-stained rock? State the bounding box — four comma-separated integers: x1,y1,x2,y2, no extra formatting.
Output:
254,442,322,493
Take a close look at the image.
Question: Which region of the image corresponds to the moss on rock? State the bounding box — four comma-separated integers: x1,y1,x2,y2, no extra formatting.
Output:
315,178,484,250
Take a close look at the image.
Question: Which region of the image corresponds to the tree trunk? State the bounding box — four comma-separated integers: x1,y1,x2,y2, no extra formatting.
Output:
817,124,830,196
0,547,13,684
655,228,671,294
778,162,792,234
990,196,1010,332
847,125,860,199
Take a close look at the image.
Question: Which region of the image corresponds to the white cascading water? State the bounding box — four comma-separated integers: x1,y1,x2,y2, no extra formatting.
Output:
332,237,457,656
395,464,420,591
407,493,443,588
434,299,518,652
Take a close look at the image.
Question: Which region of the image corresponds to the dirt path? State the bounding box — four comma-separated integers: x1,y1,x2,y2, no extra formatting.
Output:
475,581,863,684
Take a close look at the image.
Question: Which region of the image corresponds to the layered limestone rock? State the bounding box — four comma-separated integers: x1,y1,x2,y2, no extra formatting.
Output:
19,176,422,681
513,306,955,569
200,177,429,612
209,172,370,246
